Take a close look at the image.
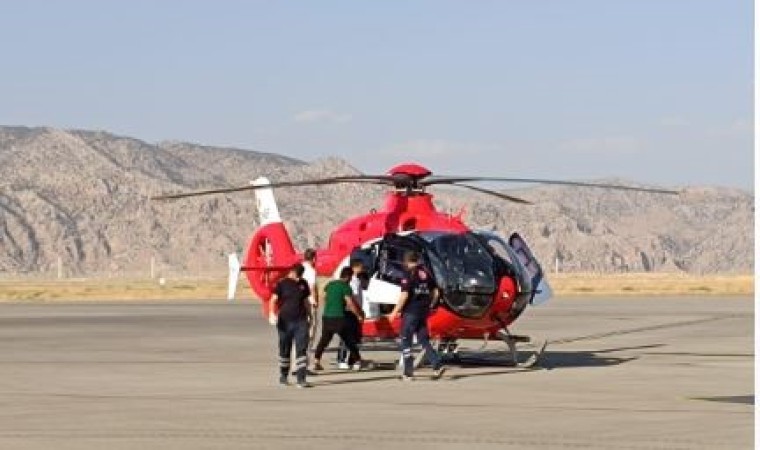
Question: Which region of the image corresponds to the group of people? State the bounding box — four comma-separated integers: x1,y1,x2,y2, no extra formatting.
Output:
268,248,445,388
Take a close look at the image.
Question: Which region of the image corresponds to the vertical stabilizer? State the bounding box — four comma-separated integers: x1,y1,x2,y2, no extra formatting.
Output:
244,178,298,316
252,177,281,225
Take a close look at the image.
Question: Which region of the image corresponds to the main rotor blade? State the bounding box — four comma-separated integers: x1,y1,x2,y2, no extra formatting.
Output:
151,176,393,200
443,183,533,205
423,177,679,195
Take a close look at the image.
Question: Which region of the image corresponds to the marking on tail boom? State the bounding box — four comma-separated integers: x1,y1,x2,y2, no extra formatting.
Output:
252,177,281,225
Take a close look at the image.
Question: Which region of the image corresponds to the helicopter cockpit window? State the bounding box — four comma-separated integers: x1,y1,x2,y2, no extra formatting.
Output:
483,238,514,265
375,242,413,285
428,233,496,294
424,233,496,318
424,251,447,291
473,231,534,317
349,247,376,274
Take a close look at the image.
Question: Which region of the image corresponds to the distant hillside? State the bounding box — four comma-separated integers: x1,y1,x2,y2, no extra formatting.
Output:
0,126,753,276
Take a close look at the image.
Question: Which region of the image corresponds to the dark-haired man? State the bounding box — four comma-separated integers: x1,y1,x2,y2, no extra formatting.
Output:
389,250,445,381
269,264,312,388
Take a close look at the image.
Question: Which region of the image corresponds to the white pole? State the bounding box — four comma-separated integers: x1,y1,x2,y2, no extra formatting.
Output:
57,256,63,279
554,256,559,274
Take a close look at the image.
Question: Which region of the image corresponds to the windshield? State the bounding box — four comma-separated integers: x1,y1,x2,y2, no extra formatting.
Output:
428,233,496,294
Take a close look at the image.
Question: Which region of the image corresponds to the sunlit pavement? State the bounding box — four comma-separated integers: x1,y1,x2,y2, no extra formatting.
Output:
0,297,752,449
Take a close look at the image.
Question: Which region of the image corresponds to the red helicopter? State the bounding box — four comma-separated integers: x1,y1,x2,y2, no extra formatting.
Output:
154,163,677,366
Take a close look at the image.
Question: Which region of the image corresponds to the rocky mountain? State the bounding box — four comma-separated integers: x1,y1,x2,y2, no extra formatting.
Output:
0,126,753,276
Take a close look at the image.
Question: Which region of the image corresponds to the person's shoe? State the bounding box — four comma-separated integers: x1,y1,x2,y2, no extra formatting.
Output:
278,376,289,386
351,362,362,371
296,381,313,389
401,375,415,382
313,361,324,371
432,366,447,380
337,362,350,370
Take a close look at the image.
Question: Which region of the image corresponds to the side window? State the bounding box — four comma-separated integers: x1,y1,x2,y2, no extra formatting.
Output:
376,243,407,284
425,252,447,290
349,247,375,273
486,237,515,265
373,235,437,287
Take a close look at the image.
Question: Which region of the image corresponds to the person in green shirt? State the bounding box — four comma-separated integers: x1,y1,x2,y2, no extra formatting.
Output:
313,267,365,371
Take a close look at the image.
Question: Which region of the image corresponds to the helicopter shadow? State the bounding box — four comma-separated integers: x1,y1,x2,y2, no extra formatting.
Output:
437,343,660,381
536,350,637,370
309,343,659,384
451,351,636,368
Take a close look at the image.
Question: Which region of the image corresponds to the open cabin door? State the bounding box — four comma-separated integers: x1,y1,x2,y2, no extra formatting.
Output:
361,233,428,313
508,233,553,305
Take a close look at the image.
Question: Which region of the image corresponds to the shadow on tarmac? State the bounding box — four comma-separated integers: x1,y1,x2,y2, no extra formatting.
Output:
691,395,754,405
444,343,658,370
311,343,654,385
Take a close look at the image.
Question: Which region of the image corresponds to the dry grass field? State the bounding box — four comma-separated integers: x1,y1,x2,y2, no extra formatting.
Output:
0,272,752,302
0,277,252,302
548,272,754,297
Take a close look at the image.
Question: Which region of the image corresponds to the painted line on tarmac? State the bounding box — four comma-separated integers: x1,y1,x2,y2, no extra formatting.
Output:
548,314,741,346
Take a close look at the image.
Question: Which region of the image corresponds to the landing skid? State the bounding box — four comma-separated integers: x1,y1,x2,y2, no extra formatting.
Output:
410,333,547,369
497,329,547,368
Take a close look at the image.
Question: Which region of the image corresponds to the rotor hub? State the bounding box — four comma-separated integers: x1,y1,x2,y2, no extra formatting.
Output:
387,163,432,179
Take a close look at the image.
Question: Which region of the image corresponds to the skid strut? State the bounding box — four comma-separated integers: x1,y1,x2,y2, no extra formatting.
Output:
405,333,546,369
497,329,547,368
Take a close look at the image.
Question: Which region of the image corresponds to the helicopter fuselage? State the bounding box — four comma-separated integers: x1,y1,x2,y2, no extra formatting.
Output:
243,180,544,341
153,161,672,359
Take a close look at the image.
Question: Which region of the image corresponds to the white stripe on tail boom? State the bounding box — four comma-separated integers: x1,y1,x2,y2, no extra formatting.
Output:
252,177,281,225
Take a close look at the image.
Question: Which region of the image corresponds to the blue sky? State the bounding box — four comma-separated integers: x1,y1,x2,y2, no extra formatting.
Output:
0,0,753,188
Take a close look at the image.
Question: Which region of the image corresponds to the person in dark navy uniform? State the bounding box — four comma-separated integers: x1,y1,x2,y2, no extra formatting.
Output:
269,264,312,388
389,250,446,381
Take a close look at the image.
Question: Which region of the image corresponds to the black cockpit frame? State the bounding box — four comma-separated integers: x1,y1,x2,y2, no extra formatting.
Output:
357,231,531,319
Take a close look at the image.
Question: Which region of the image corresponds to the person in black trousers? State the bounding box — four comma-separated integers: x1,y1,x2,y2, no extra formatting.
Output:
337,259,366,369
269,263,312,388
389,250,446,381
313,267,365,371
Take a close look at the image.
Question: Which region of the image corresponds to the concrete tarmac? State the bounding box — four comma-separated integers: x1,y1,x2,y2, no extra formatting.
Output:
0,297,753,449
